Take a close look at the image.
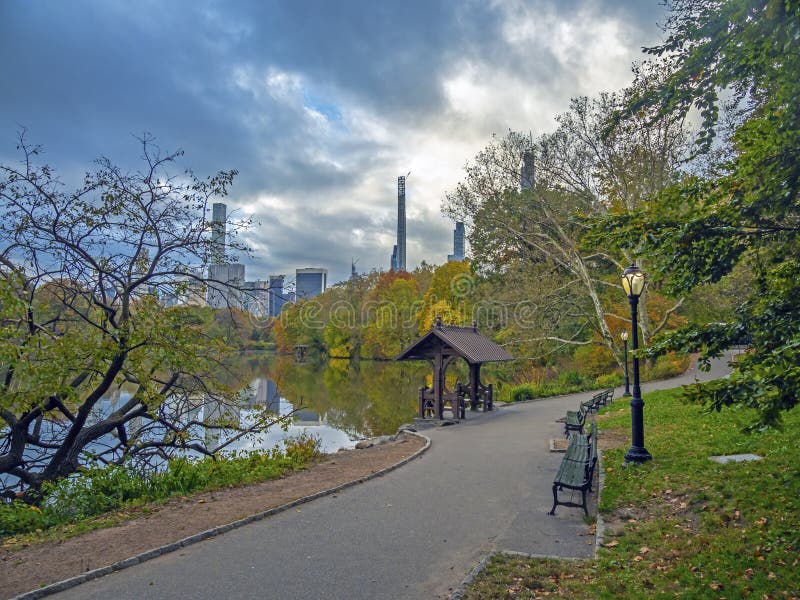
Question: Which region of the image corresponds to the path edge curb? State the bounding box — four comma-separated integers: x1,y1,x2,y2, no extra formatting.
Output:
11,431,432,600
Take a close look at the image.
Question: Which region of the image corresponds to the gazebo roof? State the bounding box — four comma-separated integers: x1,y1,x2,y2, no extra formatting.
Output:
396,323,513,364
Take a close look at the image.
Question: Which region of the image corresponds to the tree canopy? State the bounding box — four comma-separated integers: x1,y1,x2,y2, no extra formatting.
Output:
596,0,800,429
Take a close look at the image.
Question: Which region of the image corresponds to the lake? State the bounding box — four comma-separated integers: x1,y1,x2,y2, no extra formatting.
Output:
211,353,432,453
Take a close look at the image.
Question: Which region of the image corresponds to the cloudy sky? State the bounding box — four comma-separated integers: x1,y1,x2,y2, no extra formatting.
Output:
1,0,667,285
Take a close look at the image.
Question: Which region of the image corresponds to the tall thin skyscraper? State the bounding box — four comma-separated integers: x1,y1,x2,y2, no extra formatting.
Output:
396,176,406,271
521,151,535,190
455,222,466,261
211,202,227,264
448,222,465,262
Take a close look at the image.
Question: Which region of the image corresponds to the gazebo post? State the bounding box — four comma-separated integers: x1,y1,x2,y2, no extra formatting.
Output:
434,345,444,420
469,363,479,411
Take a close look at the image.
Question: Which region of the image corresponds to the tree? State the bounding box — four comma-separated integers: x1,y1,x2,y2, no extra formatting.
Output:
0,134,286,501
600,0,800,428
443,82,688,366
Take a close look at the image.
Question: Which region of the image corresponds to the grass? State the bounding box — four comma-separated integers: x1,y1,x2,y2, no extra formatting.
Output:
0,434,320,544
462,388,800,599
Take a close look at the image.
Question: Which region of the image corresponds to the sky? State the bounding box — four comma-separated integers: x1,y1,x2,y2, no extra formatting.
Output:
0,0,668,286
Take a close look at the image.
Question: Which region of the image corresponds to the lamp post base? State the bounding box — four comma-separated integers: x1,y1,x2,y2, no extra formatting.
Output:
624,446,653,464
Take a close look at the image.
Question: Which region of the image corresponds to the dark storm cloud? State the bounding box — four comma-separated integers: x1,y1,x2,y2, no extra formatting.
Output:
0,0,499,189
0,0,667,284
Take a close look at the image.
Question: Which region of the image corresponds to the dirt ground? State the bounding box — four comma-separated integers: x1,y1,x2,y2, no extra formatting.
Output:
0,433,426,599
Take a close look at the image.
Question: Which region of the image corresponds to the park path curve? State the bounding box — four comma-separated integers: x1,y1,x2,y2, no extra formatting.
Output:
47,356,731,600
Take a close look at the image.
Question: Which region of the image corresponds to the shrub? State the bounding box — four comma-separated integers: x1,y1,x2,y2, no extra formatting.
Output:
284,434,321,464
43,465,149,521
509,383,539,402
0,501,49,537
572,344,617,379
642,352,691,381
556,370,588,388
595,372,623,388
0,439,321,539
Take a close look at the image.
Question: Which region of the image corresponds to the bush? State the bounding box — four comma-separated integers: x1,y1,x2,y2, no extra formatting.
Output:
0,501,50,537
595,372,623,388
0,438,322,539
509,383,539,402
556,370,586,387
572,344,617,379
642,352,691,381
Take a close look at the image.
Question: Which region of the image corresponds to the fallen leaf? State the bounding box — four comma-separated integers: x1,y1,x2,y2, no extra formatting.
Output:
633,556,643,562
196,499,205,504
605,540,620,548
640,547,650,554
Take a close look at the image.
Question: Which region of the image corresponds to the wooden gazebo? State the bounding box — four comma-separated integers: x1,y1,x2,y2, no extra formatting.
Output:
396,317,513,421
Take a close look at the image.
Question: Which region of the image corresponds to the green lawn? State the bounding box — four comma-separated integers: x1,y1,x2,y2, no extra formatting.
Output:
462,388,800,599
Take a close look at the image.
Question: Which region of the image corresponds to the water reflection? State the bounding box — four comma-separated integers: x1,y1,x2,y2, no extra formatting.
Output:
0,356,432,493
205,354,430,454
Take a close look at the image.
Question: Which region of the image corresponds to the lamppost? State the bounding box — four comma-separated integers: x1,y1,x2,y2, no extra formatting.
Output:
620,330,631,397
621,263,652,464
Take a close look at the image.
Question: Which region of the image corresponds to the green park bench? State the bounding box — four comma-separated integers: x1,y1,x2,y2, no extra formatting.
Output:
549,428,597,516
564,403,587,436
580,388,616,415
600,388,615,406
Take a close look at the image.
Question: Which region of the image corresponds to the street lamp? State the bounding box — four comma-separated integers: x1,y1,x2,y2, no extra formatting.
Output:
621,263,652,464
620,330,631,397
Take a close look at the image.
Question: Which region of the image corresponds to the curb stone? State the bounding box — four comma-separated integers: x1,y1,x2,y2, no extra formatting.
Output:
11,432,431,600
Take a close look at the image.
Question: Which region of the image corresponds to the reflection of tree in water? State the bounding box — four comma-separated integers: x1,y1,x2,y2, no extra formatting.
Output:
227,353,429,438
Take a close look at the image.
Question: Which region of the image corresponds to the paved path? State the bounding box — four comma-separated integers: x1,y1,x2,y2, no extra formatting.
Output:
51,356,731,600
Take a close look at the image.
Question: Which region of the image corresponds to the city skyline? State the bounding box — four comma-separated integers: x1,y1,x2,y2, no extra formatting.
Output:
0,1,667,283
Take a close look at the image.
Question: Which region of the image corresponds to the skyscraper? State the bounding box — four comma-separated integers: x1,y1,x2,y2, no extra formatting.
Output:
211,202,227,264
521,150,535,190
390,245,399,271
206,263,246,308
295,268,327,299
241,279,270,317
448,222,465,262
268,274,285,316
396,175,406,271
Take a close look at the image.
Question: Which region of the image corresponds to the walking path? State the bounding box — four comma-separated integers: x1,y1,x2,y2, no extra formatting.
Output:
47,356,732,600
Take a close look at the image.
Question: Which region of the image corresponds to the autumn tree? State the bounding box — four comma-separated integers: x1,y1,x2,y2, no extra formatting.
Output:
0,135,286,501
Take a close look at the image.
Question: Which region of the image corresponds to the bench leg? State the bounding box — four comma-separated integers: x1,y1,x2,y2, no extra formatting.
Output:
581,488,588,516
548,484,559,516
